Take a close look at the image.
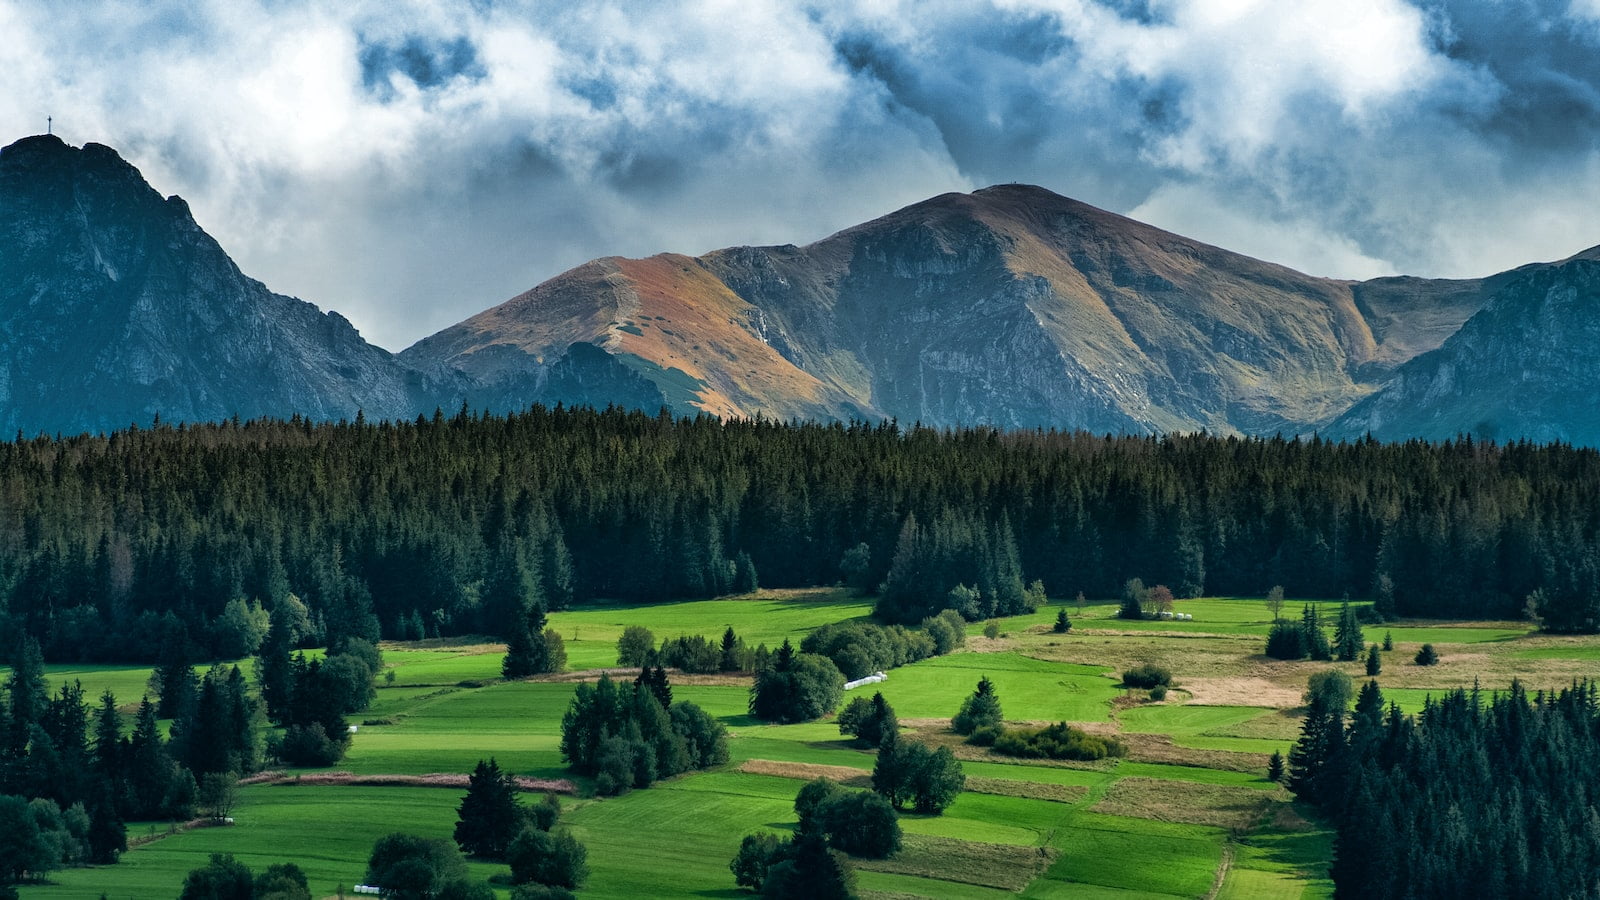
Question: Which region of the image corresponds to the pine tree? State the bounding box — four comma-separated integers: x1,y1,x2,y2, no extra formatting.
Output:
1365,645,1382,677
1053,609,1071,633
1382,631,1393,652
454,758,524,859
952,676,1003,735
501,613,544,680
1267,750,1285,782
871,727,906,810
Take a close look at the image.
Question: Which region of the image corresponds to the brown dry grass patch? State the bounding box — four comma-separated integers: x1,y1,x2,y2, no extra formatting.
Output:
1120,733,1269,774
1091,777,1278,831
853,834,1055,891
1181,677,1305,709
965,776,1086,804
738,759,871,787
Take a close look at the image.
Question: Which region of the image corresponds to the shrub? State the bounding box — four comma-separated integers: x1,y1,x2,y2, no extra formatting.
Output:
1121,663,1172,689
1149,685,1168,701
991,723,1127,761
982,621,1001,639
510,884,576,900
1415,643,1439,666
966,724,1001,747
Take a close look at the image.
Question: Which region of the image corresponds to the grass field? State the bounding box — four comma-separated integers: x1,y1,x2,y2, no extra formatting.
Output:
25,586,1583,900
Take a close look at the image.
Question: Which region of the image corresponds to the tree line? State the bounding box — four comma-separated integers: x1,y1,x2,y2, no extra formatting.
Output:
1287,673,1600,899
4,409,1600,666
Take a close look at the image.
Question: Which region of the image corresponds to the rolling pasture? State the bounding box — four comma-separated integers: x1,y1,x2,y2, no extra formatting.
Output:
22,587,1581,900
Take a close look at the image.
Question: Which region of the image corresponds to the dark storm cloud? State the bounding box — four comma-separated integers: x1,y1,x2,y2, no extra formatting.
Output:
1,1,1598,349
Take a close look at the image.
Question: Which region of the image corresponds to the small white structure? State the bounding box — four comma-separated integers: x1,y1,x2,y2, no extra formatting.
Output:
348,724,359,734
844,671,888,690
354,887,383,896
1179,613,1193,621
1159,611,1175,620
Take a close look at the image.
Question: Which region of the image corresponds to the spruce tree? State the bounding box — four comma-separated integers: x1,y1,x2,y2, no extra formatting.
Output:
719,627,740,672
1365,645,1381,676
454,758,524,860
1053,609,1071,633
1267,750,1285,782
952,676,1003,735
1333,600,1363,662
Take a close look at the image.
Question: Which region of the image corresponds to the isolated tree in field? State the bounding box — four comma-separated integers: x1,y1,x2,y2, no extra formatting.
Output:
1119,578,1148,620
1366,646,1382,676
1414,643,1439,666
542,629,566,674
1053,608,1071,633
730,831,785,892
952,676,1003,735
1266,585,1286,622
616,626,655,667
837,693,897,747
508,826,588,890
1382,631,1393,651
455,758,524,859
1267,750,1285,782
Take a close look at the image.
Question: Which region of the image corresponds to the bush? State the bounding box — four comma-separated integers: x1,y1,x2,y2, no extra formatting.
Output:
1121,663,1173,689
1415,643,1439,666
991,723,1127,761
1149,685,1168,701
966,724,1001,747
982,621,1001,639
507,827,588,890
255,862,312,900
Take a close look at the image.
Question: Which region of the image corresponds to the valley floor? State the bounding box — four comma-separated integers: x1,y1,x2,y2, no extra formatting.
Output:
25,589,1575,900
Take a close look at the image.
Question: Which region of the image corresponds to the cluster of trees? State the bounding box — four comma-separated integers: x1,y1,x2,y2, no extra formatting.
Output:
749,640,844,724
364,833,500,900
1118,579,1176,620
876,511,1045,623
872,726,965,815
10,412,1600,667
1265,601,1373,663
617,626,764,674
0,637,274,885
730,774,906,899
257,627,381,767
558,673,728,795
178,855,313,900
837,693,898,748
990,722,1127,761
1288,673,1600,898
450,758,586,898
801,611,965,680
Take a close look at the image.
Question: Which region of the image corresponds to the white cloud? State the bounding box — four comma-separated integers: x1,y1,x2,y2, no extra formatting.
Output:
2,0,1599,349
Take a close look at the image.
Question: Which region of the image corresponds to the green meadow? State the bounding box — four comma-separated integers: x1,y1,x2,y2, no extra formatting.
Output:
22,586,1586,900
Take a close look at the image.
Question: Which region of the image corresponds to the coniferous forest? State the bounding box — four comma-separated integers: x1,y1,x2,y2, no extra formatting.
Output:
3,405,1600,663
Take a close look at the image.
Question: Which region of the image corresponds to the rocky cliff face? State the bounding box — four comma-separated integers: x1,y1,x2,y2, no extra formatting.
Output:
0,134,445,436
404,184,1495,434
1328,257,1600,444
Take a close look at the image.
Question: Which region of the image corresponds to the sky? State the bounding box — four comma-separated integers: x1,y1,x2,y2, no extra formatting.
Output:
4,0,1600,351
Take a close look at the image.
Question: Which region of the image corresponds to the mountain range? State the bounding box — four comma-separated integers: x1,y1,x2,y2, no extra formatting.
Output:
3,133,1597,443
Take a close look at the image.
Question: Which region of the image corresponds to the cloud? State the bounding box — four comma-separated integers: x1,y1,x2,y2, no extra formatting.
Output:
1,0,1599,349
